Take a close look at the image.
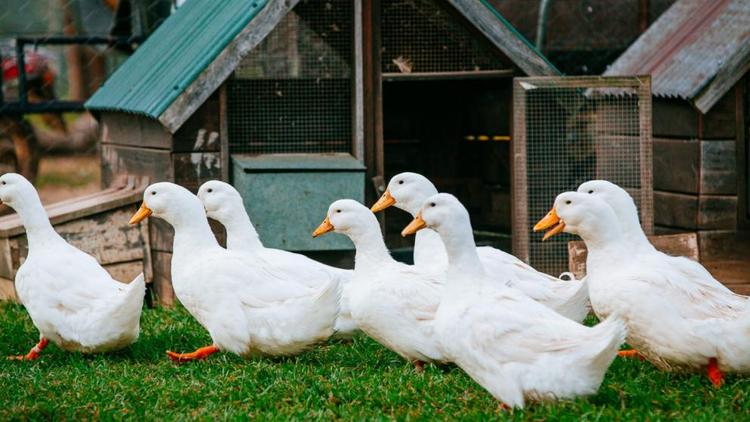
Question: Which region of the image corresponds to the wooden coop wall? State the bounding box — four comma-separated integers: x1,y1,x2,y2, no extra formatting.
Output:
652,81,749,290
100,91,226,305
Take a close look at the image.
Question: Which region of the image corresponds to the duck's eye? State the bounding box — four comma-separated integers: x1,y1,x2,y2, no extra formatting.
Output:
151,191,157,196
398,180,404,185
588,190,594,194
336,209,341,213
207,188,213,193
1,181,5,185
430,202,436,207
566,200,572,205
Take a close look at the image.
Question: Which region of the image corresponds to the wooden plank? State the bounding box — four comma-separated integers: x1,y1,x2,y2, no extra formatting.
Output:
568,233,699,278
101,112,172,149
697,194,737,230
173,152,222,192
219,83,230,182
101,144,173,188
353,0,365,163
149,218,174,252
700,140,737,195
652,98,698,139
382,70,515,82
699,90,737,139
159,0,301,133
737,80,750,230
0,277,17,302
511,79,529,262
445,0,557,77
151,251,175,307
654,190,698,229
694,39,750,114
104,260,144,284
0,238,13,280
698,229,750,262
653,138,699,194
173,92,221,153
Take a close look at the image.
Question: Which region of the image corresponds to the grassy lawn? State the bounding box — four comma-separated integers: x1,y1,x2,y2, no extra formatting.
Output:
1,303,748,420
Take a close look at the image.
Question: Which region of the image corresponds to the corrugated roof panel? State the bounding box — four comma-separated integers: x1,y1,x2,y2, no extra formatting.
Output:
605,0,750,102
86,0,269,118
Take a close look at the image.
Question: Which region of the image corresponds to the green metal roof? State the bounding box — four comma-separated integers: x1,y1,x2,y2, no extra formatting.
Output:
85,0,269,118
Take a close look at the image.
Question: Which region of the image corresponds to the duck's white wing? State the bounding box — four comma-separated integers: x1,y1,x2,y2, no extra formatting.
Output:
634,253,747,318
257,248,349,288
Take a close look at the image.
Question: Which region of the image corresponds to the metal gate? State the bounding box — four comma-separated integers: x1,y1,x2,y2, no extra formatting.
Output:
512,75,653,275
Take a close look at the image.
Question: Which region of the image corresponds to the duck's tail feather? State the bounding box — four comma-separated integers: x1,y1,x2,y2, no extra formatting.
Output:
586,314,628,370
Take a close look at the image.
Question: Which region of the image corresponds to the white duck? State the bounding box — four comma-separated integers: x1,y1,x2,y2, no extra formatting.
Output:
1,173,144,360
372,172,589,322
197,180,357,337
536,191,750,387
403,193,625,408
130,182,339,361
313,199,444,369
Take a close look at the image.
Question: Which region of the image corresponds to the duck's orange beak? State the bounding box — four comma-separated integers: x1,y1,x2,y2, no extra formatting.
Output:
129,203,152,225
371,190,396,213
312,216,334,238
401,212,427,237
533,207,565,241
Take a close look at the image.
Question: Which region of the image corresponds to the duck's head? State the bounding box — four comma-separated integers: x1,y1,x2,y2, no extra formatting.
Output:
371,172,438,216
0,173,36,209
197,180,244,222
130,182,198,225
577,180,641,230
402,193,470,239
313,199,376,238
534,191,620,241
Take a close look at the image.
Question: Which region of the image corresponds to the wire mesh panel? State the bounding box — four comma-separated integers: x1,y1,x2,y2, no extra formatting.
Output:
227,0,353,154
381,0,508,73
512,76,652,275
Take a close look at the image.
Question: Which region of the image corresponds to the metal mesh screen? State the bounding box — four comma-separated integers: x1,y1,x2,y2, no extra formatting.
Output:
227,0,353,154
381,0,507,73
513,76,653,275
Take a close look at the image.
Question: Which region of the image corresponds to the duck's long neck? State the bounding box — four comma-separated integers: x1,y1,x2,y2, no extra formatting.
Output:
437,220,485,281
13,192,61,250
348,220,394,271
222,207,263,251
579,222,629,269
620,211,654,251
170,205,221,257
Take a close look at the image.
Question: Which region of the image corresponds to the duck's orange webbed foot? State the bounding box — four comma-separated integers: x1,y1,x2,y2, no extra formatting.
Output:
166,345,219,363
8,337,48,361
498,402,513,412
413,360,426,372
707,358,724,388
617,349,644,360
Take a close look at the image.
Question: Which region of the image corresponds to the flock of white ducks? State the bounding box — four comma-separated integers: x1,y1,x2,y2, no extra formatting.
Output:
3,170,748,409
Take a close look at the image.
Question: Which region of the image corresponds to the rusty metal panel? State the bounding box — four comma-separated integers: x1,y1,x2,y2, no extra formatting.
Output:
512,75,653,275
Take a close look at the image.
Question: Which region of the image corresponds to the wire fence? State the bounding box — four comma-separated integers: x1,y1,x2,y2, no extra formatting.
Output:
512,76,653,275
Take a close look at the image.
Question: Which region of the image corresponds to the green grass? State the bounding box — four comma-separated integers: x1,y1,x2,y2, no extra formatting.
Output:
1,303,748,420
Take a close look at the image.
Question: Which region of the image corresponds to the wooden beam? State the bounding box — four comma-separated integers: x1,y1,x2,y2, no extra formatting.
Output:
353,0,365,163
445,0,558,77
382,70,514,82
219,83,230,182
159,0,300,133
